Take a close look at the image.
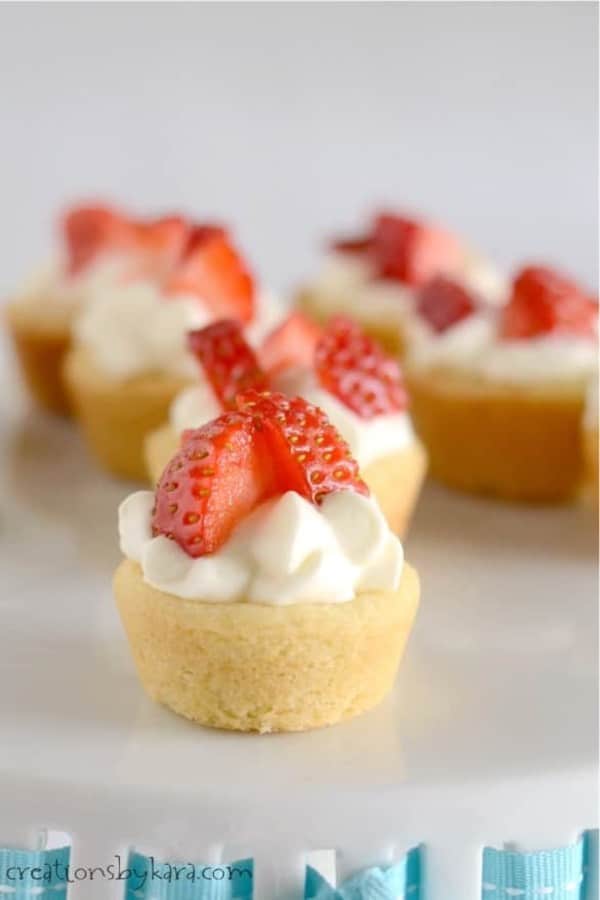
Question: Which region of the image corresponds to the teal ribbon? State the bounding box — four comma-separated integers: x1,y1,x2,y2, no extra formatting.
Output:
0,845,70,897
0,833,597,899
124,853,253,899
481,834,593,900
304,847,421,899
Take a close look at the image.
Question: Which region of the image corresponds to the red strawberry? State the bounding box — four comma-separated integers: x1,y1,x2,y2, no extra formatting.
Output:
184,223,227,252
165,232,255,324
237,390,368,503
152,411,275,557
259,312,323,375
62,204,132,275
130,215,190,278
417,276,477,333
330,234,373,256
314,316,407,419
500,266,598,340
187,320,269,409
371,212,462,286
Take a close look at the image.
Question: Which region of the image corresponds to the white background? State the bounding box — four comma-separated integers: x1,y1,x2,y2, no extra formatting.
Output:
0,1,597,295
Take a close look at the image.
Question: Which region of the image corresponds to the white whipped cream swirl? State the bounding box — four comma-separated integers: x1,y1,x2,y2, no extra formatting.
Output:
119,489,403,605
309,250,507,326
407,311,598,386
74,281,211,380
74,280,283,381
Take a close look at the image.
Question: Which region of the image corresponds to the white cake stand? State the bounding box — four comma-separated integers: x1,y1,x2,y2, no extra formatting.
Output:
0,346,597,900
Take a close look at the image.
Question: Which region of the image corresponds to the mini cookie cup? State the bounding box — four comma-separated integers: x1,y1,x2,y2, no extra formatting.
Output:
63,345,191,481
114,559,419,733
5,301,73,415
406,364,586,503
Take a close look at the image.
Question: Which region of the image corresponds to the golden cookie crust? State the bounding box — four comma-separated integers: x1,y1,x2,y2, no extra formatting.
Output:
5,301,73,415
114,558,419,733
406,365,585,502
63,345,191,481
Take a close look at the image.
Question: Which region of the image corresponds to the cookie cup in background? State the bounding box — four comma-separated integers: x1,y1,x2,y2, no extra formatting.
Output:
5,301,72,415
64,346,191,481
582,379,599,505
582,426,598,504
362,442,428,535
114,558,419,733
296,287,407,358
406,365,584,502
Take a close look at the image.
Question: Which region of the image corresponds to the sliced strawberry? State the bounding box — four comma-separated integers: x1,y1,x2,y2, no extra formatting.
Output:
152,411,275,557
314,316,407,419
500,266,598,340
259,312,323,375
165,232,255,324
184,223,227,252
236,390,368,503
330,234,373,256
130,215,190,278
187,319,268,409
62,204,133,275
371,212,463,286
417,276,477,333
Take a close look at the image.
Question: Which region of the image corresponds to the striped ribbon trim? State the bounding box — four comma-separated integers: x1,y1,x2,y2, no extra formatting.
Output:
0,833,596,898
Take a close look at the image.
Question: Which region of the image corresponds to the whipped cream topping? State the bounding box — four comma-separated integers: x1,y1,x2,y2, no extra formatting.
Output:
407,311,598,386
308,250,507,329
74,281,211,380
74,277,283,381
119,489,403,604
13,254,133,322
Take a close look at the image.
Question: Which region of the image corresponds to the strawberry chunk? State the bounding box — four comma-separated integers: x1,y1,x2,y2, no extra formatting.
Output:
152,412,275,557
130,215,190,278
259,312,323,375
417,276,477,333
237,390,368,503
500,265,598,340
371,213,463,286
330,234,373,256
187,320,269,409
62,204,133,275
165,231,255,324
314,316,407,419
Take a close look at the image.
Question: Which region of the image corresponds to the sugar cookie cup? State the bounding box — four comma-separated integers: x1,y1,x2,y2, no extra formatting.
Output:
64,346,191,481
406,366,585,502
5,301,73,415
114,558,419,733
116,391,420,732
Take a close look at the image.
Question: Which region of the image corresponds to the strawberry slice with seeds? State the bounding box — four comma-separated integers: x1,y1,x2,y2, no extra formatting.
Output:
314,316,407,419
187,319,269,409
259,312,323,375
236,390,369,503
62,204,133,275
152,411,275,557
165,231,255,324
500,265,598,340
417,276,477,333
371,212,462,286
